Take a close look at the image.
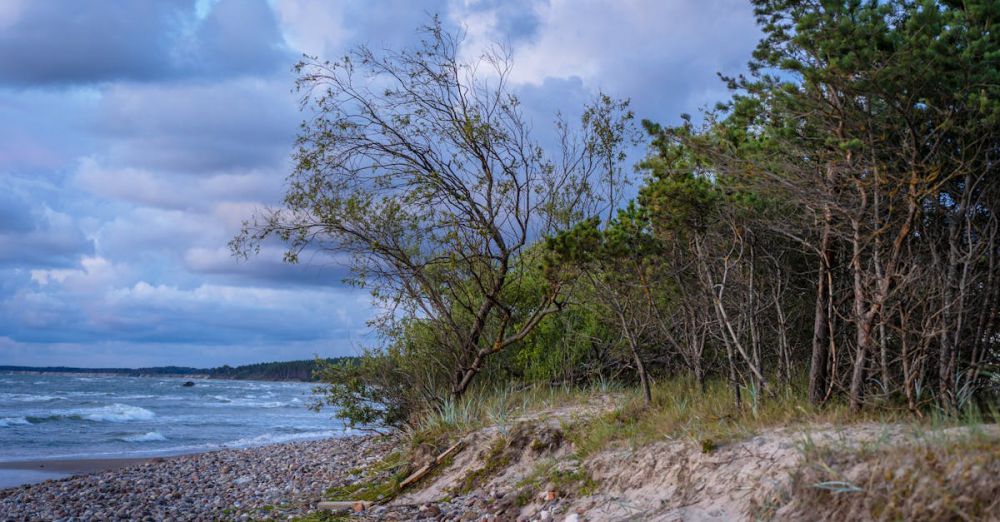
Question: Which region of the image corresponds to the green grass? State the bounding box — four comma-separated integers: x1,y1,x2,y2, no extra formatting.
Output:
757,423,1000,520
408,381,623,443
324,451,408,503
453,436,513,494
562,376,915,458
291,512,352,522
309,376,997,521
516,458,598,499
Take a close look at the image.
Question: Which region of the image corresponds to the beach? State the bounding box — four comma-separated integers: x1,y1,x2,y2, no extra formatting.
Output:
0,435,391,521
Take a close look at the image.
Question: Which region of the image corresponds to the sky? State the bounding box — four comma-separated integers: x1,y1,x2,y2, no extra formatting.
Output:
0,0,760,368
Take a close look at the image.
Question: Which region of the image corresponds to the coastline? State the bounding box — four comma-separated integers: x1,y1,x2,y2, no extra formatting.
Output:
0,456,157,474
0,457,160,490
0,434,392,521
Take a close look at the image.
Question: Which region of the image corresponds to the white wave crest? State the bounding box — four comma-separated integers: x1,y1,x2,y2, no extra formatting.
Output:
204,399,288,408
0,393,63,402
225,430,340,448
120,431,167,442
77,404,156,422
0,416,30,427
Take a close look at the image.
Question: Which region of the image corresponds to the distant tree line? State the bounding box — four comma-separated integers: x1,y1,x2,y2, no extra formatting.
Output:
0,359,355,382
242,1,999,428
209,358,355,381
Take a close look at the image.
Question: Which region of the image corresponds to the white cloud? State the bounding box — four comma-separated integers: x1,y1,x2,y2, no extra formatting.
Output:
273,0,349,57
0,0,26,30
75,157,286,211
29,256,127,293
449,0,758,120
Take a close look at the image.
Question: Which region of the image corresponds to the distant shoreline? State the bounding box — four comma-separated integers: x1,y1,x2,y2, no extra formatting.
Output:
0,358,356,383
1,370,300,383
2,370,212,379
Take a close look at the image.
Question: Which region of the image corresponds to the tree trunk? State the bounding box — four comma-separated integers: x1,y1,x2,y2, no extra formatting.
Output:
809,210,832,405
849,218,873,413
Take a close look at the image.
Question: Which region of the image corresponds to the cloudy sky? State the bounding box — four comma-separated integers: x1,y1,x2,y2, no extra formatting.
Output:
0,0,759,368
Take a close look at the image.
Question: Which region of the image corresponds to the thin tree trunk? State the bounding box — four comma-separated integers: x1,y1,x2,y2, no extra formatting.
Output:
849,218,874,413
809,208,832,405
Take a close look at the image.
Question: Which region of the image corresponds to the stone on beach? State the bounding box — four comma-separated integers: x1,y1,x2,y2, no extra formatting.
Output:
0,436,391,521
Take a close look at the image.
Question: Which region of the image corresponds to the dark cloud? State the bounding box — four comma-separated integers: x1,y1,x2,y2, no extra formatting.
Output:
0,1,194,86
0,276,370,347
0,190,35,233
0,88,98,172
0,190,94,269
184,246,353,289
190,0,294,76
458,0,546,45
0,0,763,367
0,0,293,87
0,338,366,368
94,80,298,173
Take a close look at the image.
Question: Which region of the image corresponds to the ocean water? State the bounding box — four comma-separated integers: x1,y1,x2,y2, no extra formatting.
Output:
0,373,347,463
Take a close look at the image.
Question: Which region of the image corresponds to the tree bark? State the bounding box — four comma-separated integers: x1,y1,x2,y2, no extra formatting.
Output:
809,207,832,405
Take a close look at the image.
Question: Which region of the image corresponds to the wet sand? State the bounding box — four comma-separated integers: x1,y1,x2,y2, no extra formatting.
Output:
0,456,154,474
0,456,159,492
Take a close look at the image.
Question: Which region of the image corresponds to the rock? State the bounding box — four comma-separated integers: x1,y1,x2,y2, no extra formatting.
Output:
0,434,396,521
182,381,196,387
563,514,580,522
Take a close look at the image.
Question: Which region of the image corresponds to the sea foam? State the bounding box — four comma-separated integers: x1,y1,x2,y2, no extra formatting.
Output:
30,404,157,423
225,430,340,448
80,404,156,422
0,417,30,428
120,431,167,442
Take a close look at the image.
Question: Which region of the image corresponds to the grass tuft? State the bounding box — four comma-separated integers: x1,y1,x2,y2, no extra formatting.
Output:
759,428,1000,520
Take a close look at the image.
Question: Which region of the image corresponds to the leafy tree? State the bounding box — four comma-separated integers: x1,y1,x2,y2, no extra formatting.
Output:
232,19,634,403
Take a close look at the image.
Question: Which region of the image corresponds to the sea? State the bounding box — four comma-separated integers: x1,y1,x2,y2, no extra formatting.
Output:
0,373,348,488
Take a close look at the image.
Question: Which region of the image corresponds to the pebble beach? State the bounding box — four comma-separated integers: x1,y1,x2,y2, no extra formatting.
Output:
0,435,393,522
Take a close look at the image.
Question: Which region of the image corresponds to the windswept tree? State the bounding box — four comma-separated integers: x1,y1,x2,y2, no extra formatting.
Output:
232,20,634,401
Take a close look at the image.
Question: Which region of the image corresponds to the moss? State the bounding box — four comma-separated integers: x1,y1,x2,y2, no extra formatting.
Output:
453,436,513,494
515,458,599,502
324,451,408,503
549,468,598,496
291,512,352,522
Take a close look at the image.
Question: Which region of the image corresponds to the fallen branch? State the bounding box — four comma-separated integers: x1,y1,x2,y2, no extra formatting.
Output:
399,440,465,490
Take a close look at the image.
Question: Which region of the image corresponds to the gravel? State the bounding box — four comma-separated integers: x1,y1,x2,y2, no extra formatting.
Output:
0,435,393,522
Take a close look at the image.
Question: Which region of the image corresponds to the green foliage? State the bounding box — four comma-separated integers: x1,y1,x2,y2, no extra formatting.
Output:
209,359,346,382
299,0,999,432
454,436,513,494
310,331,447,429
324,452,408,502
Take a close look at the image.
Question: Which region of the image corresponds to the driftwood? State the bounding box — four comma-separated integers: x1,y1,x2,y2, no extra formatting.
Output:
398,440,464,490
317,440,465,513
